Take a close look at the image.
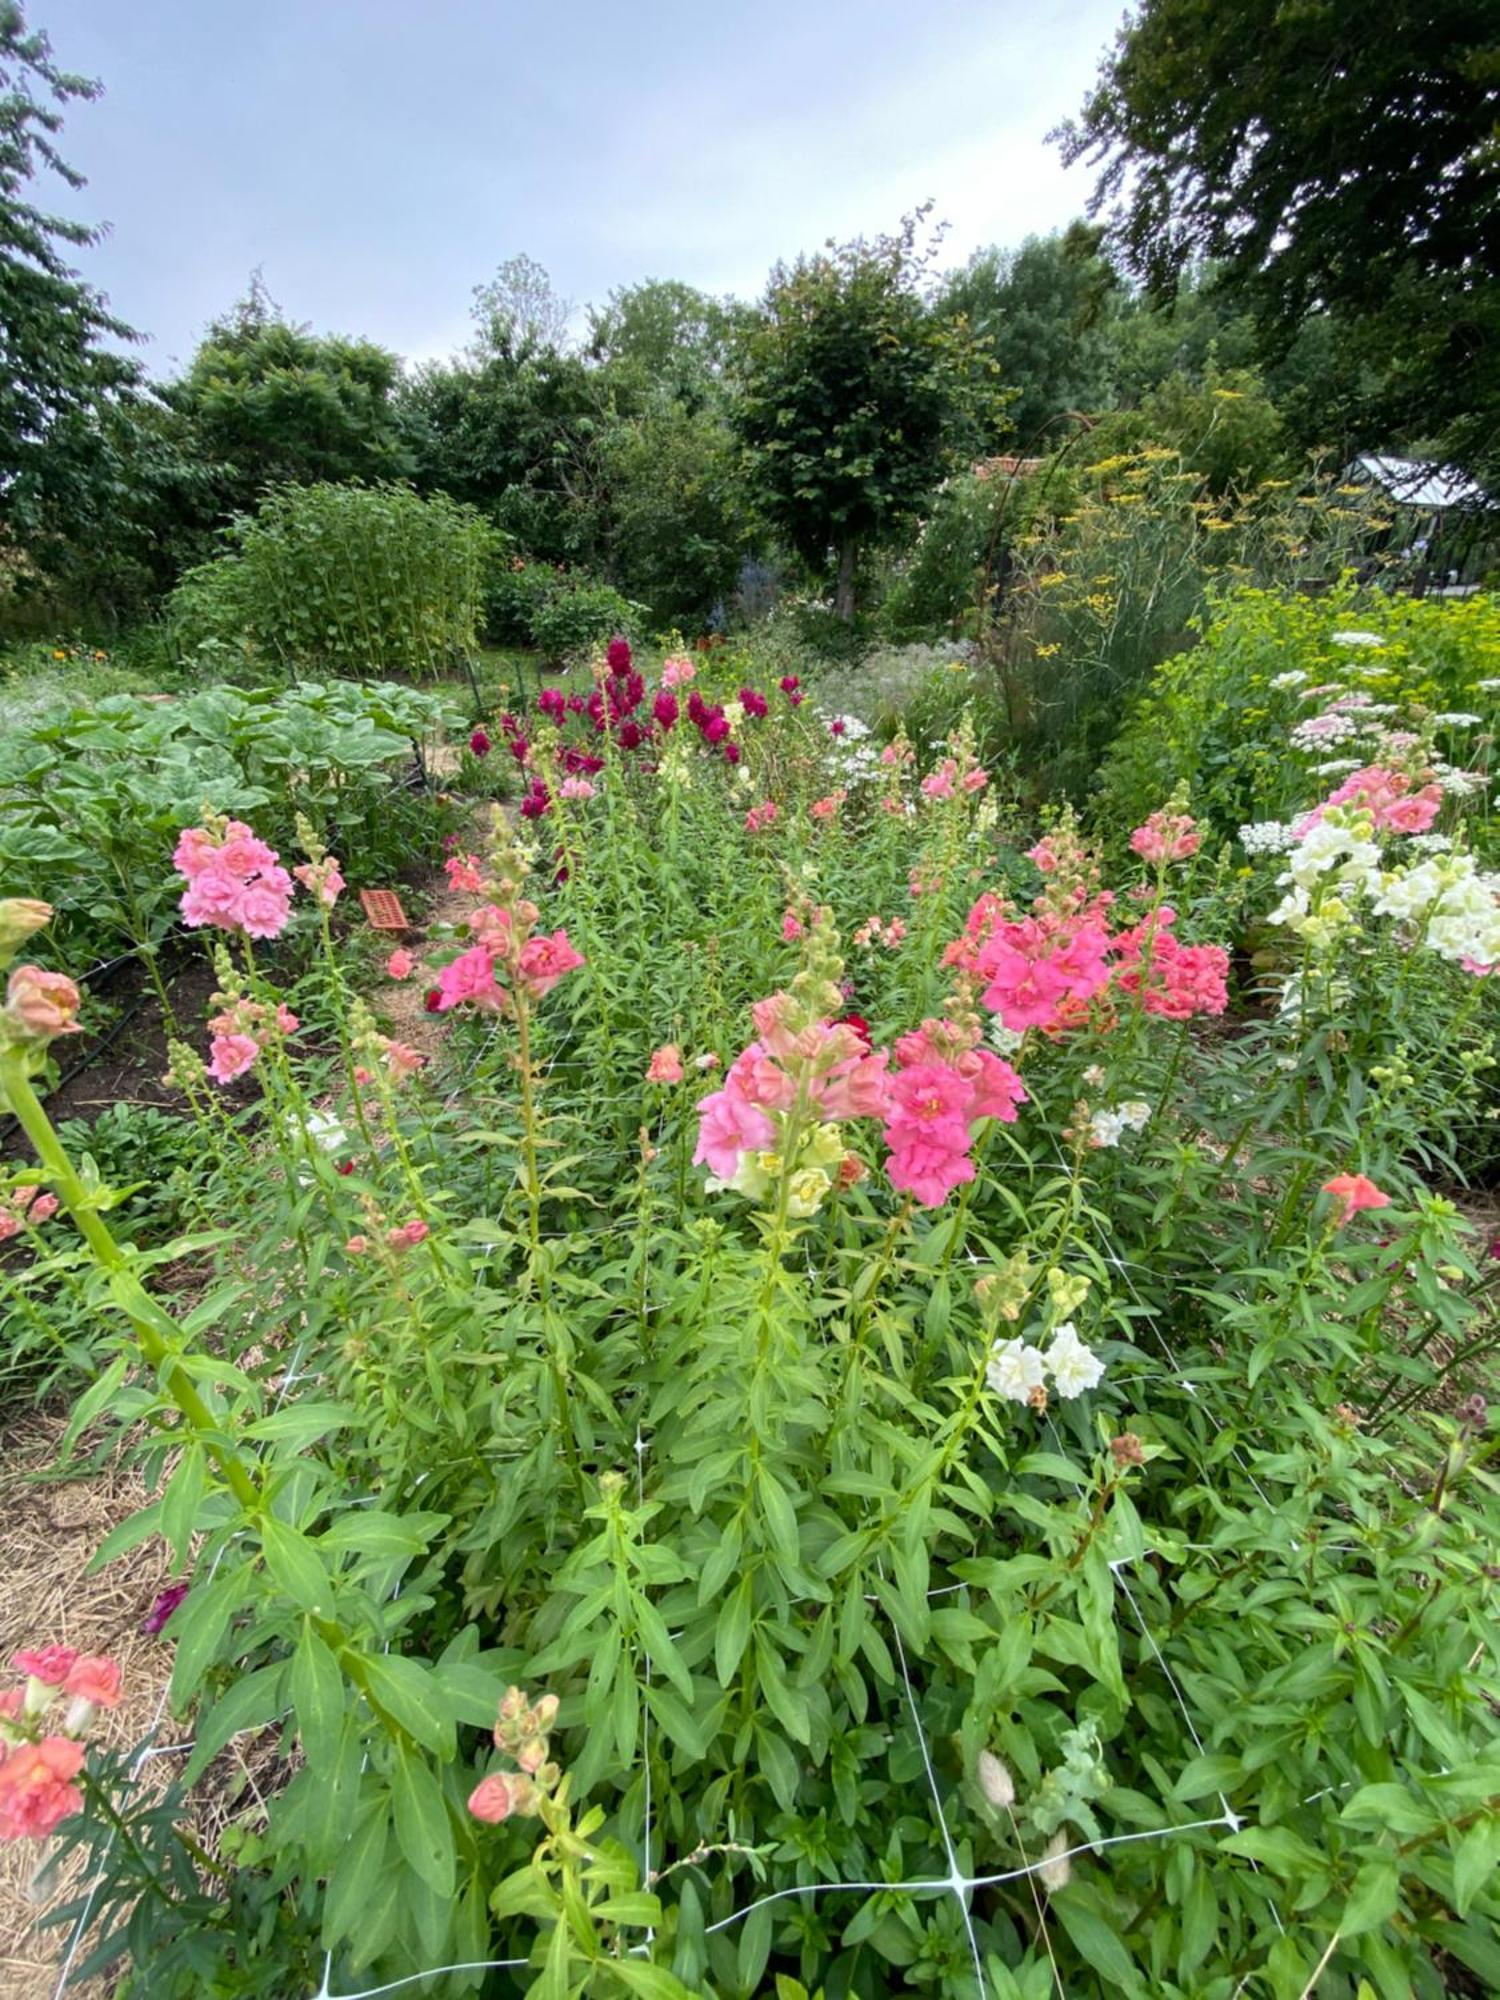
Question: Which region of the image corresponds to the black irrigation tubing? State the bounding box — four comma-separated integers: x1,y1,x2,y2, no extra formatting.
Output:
1,747,437,1149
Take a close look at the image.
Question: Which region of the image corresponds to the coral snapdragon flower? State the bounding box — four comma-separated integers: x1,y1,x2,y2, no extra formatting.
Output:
1322,1174,1391,1225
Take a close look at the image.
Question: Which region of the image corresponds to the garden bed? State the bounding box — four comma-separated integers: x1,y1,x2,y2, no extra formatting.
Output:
0,619,1496,2000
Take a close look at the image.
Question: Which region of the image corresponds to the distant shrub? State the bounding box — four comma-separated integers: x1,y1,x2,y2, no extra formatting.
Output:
484,559,642,663
880,469,1018,640
167,482,496,680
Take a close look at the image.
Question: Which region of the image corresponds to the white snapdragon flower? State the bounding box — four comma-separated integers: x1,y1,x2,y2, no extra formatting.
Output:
1268,884,1311,929
722,699,745,728
1046,1323,1107,1399
987,1338,1046,1403
987,1020,1024,1056
1288,820,1353,885
1371,861,1446,921
1089,1109,1126,1149
301,1110,348,1153
1118,1099,1151,1130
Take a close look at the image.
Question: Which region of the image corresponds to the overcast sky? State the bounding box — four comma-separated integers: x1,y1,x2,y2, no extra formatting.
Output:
45,0,1126,378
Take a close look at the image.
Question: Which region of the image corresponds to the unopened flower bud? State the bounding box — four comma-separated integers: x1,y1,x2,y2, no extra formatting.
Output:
468,1770,521,1822
1026,1382,1049,1414
1038,1830,1072,1892
977,1749,1015,1808
0,900,53,954
1109,1432,1145,1469
5,965,82,1041
516,1734,547,1775
530,1693,559,1732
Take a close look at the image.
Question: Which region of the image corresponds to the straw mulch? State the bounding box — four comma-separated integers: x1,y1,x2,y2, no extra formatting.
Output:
0,1410,176,2000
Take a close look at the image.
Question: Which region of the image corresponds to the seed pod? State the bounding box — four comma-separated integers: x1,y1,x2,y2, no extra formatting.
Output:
1038,1830,1071,1892
976,1749,1015,1809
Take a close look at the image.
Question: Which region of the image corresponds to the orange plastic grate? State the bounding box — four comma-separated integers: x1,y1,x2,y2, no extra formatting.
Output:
359,889,410,931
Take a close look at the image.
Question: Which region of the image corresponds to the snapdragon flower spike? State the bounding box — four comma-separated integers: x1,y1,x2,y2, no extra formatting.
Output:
1129,808,1200,863
0,1645,123,1840
694,911,891,1215
1295,764,1442,839
174,816,295,940
432,811,584,1015
882,1015,1027,1207
202,979,300,1085
953,812,1229,1033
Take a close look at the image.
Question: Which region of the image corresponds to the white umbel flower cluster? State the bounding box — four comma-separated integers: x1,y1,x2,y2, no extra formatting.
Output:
1239,820,1298,855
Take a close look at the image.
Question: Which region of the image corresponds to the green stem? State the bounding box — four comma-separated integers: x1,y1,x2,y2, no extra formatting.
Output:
1,1052,261,1514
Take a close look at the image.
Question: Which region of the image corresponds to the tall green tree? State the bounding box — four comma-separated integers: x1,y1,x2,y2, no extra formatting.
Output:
936,226,1122,448
586,278,746,407
0,2,139,539
470,253,573,360
734,213,971,618
163,277,412,517
1058,0,1500,473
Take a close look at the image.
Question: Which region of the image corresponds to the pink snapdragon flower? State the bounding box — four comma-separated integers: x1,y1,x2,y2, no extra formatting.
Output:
1296,765,1442,838
810,791,846,820
692,1083,776,1180
207,1032,259,1084
922,761,957,800
292,858,345,908
516,930,584,998
881,1021,1026,1208
558,776,596,801
12,1646,78,1687
435,946,501,1012
1130,810,1200,864
660,656,696,688
386,948,415,980
646,1044,684,1084
976,942,1073,1032
387,1219,430,1251
445,853,486,894
744,801,779,834
1110,909,1230,1020
175,819,294,940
